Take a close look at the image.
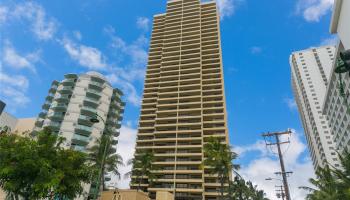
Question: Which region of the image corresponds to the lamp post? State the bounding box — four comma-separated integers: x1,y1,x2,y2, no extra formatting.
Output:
89,112,112,200
334,50,350,113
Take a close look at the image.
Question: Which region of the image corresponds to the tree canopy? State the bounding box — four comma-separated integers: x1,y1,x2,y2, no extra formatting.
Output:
0,128,93,200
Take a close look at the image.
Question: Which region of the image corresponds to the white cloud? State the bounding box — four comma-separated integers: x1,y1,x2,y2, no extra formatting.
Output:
0,73,29,90
284,97,298,111
0,72,30,111
73,31,82,40
61,38,107,70
114,125,138,189
0,6,8,24
320,35,338,46
103,25,148,107
295,0,334,22
250,46,262,54
136,17,150,31
216,0,243,20
236,130,315,200
12,2,57,40
2,41,38,73
106,73,141,106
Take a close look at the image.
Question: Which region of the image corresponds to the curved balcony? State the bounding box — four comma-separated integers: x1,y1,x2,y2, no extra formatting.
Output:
86,89,101,99
80,106,96,115
77,115,93,126
47,113,65,121
49,85,58,93
113,131,120,137
88,81,104,90
83,97,99,107
58,86,74,94
35,120,43,127
75,124,92,136
51,103,67,111
42,101,51,110
61,78,75,86
111,139,118,145
109,147,117,154
44,122,61,131
45,94,54,101
64,73,78,79
38,111,47,118
71,134,90,146
55,94,70,103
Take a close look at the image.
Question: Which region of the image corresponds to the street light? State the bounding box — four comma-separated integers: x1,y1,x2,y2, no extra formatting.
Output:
89,112,112,200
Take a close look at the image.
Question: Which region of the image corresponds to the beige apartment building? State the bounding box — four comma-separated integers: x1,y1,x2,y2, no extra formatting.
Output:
132,0,230,200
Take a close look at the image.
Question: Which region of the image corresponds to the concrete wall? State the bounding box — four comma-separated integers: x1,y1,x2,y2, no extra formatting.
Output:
156,191,174,200
13,118,36,135
0,189,6,200
101,190,150,200
336,0,350,49
0,112,18,131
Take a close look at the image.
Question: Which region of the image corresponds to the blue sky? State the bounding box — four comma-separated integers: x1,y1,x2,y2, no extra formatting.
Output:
0,0,336,199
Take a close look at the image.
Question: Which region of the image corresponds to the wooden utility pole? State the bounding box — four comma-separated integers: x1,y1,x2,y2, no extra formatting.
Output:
262,130,292,200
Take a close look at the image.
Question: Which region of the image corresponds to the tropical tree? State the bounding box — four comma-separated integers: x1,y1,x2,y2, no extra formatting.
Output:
125,151,156,191
88,133,123,192
202,137,240,199
227,177,269,200
300,151,350,200
332,151,350,199
0,127,93,199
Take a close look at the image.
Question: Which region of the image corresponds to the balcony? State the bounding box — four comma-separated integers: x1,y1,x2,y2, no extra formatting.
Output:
38,111,47,118
47,113,65,120
44,122,61,130
58,86,74,94
55,94,70,102
88,81,104,90
42,101,51,110
61,78,75,86
75,124,92,136
45,94,55,101
111,139,118,145
77,115,93,125
83,97,99,107
71,134,90,146
49,85,58,93
81,106,96,115
86,89,101,99
51,103,67,111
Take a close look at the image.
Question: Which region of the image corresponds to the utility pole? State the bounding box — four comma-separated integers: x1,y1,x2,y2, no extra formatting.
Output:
275,185,285,200
262,130,292,200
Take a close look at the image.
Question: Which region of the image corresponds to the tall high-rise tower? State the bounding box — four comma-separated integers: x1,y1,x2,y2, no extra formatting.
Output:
290,46,340,170
132,0,230,199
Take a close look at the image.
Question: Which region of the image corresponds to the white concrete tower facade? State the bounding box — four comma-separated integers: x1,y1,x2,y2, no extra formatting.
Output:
290,46,340,170
33,71,125,195
323,0,350,154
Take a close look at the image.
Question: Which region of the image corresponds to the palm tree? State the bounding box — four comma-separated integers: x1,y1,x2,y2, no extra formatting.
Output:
125,151,156,192
202,137,240,199
88,134,123,191
332,151,350,199
300,151,350,200
300,166,342,200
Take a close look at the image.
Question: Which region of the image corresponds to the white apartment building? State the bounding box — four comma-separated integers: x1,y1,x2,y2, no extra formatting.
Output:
323,0,350,154
290,46,340,170
33,71,125,198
